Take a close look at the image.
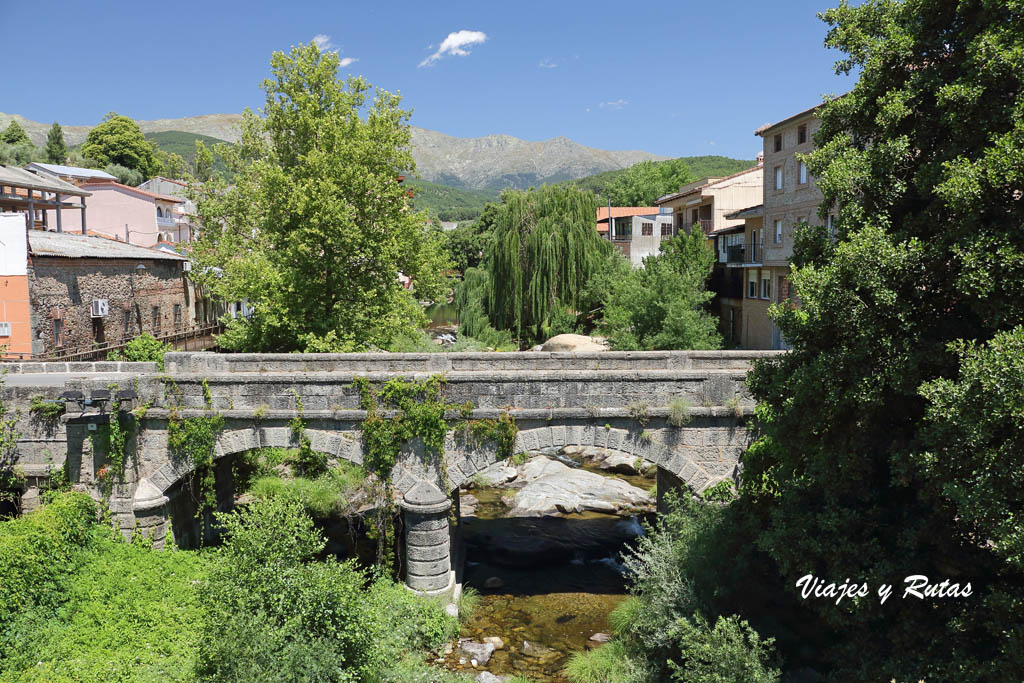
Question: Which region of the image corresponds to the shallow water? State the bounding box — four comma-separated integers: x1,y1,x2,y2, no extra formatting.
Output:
447,479,652,681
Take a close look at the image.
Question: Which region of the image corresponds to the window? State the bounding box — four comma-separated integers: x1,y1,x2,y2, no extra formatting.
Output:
774,166,783,190
798,161,808,184
798,124,808,144
748,269,758,298
775,220,782,243
773,134,782,152
761,271,772,300
641,222,653,236
613,217,632,239
152,306,161,333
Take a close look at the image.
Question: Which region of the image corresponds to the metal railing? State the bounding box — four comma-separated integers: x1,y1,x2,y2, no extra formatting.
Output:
1,322,224,362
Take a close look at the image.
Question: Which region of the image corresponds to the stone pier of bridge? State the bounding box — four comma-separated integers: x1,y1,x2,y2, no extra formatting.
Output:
0,350,782,596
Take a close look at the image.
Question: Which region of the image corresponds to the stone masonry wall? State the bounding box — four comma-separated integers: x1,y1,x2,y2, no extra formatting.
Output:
29,257,191,355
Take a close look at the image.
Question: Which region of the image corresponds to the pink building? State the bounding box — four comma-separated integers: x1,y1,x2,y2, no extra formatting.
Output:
44,180,184,247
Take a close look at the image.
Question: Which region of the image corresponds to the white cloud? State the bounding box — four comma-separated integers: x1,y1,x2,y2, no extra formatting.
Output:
599,99,628,110
419,30,488,67
312,34,358,68
539,58,558,68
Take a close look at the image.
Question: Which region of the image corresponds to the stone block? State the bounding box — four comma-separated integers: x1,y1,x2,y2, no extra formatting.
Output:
409,516,450,533
407,558,451,578
406,543,451,563
550,425,566,446
406,527,450,547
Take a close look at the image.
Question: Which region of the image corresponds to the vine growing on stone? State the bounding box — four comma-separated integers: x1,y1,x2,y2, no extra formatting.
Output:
353,374,518,573
166,378,224,522
289,389,325,476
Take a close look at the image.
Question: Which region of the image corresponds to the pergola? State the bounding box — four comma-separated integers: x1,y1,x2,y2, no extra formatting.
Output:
0,165,90,232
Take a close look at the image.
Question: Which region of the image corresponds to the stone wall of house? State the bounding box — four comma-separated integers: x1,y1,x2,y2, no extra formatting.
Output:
762,113,825,267
28,257,192,355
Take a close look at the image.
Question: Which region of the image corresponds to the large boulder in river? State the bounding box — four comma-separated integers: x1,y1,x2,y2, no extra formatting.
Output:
508,456,653,516
540,333,608,352
470,462,519,487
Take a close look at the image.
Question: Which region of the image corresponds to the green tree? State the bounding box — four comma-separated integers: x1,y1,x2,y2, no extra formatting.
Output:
1,120,31,146
444,201,498,273
80,113,158,177
740,0,1024,679
192,140,213,182
163,152,186,179
104,163,143,187
190,43,448,352
44,122,66,164
486,184,614,345
599,230,721,350
605,159,694,206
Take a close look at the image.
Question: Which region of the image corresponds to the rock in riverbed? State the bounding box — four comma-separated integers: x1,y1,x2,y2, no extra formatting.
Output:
459,639,495,665
471,462,519,487
508,457,653,516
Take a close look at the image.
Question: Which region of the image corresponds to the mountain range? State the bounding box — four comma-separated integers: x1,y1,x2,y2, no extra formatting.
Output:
1,112,667,190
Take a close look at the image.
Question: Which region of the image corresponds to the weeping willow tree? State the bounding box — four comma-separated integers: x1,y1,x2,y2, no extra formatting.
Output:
486,185,612,346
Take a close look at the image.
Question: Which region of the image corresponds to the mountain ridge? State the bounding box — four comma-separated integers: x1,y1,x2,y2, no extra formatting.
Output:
1,112,667,190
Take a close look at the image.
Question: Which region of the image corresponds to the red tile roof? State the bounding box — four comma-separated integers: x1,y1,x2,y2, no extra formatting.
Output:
78,180,183,204
596,206,660,233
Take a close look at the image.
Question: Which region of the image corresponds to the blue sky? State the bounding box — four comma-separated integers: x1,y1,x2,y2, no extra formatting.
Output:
1,0,854,160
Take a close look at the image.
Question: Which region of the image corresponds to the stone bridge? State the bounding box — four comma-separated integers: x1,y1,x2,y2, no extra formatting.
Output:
1,350,781,596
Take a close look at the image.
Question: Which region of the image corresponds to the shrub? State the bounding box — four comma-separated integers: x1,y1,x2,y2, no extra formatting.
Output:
0,527,207,681
197,497,457,682
0,492,97,629
108,332,172,370
667,614,780,682
248,462,366,518
565,640,643,683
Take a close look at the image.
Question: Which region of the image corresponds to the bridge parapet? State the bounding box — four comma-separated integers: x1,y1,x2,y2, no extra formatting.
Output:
163,350,783,375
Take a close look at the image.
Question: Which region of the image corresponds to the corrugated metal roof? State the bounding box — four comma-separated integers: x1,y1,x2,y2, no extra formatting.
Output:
26,162,117,181
28,230,186,261
0,165,90,196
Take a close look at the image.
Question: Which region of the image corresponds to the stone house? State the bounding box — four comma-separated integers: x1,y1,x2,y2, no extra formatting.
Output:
739,102,832,349
0,212,191,358
596,206,676,266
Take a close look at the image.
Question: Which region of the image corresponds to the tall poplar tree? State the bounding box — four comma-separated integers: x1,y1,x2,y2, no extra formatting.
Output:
190,43,448,352
44,123,66,164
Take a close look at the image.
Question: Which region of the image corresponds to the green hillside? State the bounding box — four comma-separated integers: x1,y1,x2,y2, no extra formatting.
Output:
408,179,500,221
565,155,756,199
144,131,229,159
411,155,757,221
